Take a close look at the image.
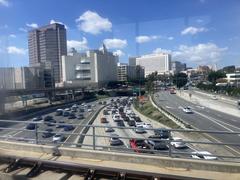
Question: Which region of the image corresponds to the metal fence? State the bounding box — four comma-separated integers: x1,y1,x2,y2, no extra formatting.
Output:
0,119,239,162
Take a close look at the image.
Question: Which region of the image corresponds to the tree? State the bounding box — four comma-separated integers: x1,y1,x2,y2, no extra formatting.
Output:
172,73,188,88
222,65,235,73
208,71,226,84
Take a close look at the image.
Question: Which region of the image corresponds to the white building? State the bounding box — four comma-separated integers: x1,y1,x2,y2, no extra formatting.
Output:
226,73,240,87
136,53,171,77
0,65,52,90
60,45,118,88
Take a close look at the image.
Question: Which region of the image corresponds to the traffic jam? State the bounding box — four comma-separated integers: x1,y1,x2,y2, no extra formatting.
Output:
97,97,217,160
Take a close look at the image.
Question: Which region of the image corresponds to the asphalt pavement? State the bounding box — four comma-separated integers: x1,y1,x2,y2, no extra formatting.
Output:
153,90,240,155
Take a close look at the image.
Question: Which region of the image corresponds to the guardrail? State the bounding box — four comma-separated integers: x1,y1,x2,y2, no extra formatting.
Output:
0,119,239,162
150,95,192,129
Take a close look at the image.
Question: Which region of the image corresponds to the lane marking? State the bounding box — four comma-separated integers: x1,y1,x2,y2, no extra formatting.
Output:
193,111,235,132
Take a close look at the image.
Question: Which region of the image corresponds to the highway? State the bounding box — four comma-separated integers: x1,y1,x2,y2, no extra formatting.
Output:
83,97,195,158
153,90,240,154
0,100,104,146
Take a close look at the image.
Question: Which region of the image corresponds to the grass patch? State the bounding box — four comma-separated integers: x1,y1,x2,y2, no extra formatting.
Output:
134,98,180,129
96,94,110,100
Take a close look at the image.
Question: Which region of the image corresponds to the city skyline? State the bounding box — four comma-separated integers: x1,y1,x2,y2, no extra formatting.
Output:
0,0,240,68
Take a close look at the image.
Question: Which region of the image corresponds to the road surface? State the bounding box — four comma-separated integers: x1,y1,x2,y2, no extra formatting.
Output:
153,90,240,155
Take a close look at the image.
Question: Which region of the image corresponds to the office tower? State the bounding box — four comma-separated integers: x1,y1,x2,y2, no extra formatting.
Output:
28,23,67,82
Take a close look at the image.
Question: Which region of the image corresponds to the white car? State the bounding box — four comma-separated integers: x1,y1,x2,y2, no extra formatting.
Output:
64,108,71,111
113,114,121,122
171,137,188,149
183,107,193,114
191,151,217,160
142,123,152,129
211,95,218,100
52,134,64,143
87,108,92,112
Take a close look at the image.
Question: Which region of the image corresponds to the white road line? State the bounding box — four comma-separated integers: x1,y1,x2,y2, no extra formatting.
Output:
193,111,235,132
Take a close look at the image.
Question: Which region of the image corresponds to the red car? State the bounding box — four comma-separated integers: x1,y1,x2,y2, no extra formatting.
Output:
129,139,152,154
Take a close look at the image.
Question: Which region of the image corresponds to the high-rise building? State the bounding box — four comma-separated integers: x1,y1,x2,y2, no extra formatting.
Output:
136,53,171,77
28,23,67,82
171,61,186,74
60,45,118,88
117,63,145,82
128,57,138,66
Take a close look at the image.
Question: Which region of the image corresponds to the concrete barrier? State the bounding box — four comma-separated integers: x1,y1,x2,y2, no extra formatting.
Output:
0,140,239,173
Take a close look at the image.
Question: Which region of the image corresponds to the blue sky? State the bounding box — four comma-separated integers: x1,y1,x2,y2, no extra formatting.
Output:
0,0,240,68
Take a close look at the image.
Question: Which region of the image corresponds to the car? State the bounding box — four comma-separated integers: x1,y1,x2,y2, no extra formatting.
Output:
79,108,85,112
55,109,63,116
154,128,170,139
44,115,53,121
146,139,168,150
52,134,65,143
103,110,109,115
87,108,92,112
72,104,78,108
105,127,115,133
135,125,146,133
183,86,189,90
183,107,193,114
45,119,56,126
134,116,142,122
129,139,152,153
64,125,75,131
113,114,121,122
98,101,103,105
128,120,136,126
68,113,76,119
103,101,107,105
211,95,218,100
191,151,217,160
142,123,152,129
32,116,42,121
77,114,84,120
109,135,123,146
71,108,77,113
56,121,65,128
122,116,129,122
117,120,125,127
64,108,71,111
63,111,70,117
42,131,55,138
100,117,108,123
26,123,37,130
171,137,188,149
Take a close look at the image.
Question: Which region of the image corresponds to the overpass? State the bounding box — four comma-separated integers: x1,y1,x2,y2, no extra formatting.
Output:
0,140,239,179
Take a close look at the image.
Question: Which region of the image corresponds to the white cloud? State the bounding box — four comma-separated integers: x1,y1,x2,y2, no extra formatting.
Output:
9,34,16,38
113,50,125,57
103,38,127,49
181,26,208,35
173,43,227,64
168,36,174,40
19,27,27,32
153,48,172,54
0,0,9,7
50,19,68,29
26,23,38,29
67,37,88,51
7,46,27,55
76,10,112,35
136,35,160,43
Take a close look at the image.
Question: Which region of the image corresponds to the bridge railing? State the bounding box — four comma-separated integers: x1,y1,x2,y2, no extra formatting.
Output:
0,119,239,162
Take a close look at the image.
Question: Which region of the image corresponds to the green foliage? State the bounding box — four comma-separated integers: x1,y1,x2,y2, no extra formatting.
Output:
172,73,188,88
207,71,226,84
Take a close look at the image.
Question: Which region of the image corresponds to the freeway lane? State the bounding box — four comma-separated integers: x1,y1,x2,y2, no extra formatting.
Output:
153,91,240,154
0,100,102,146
